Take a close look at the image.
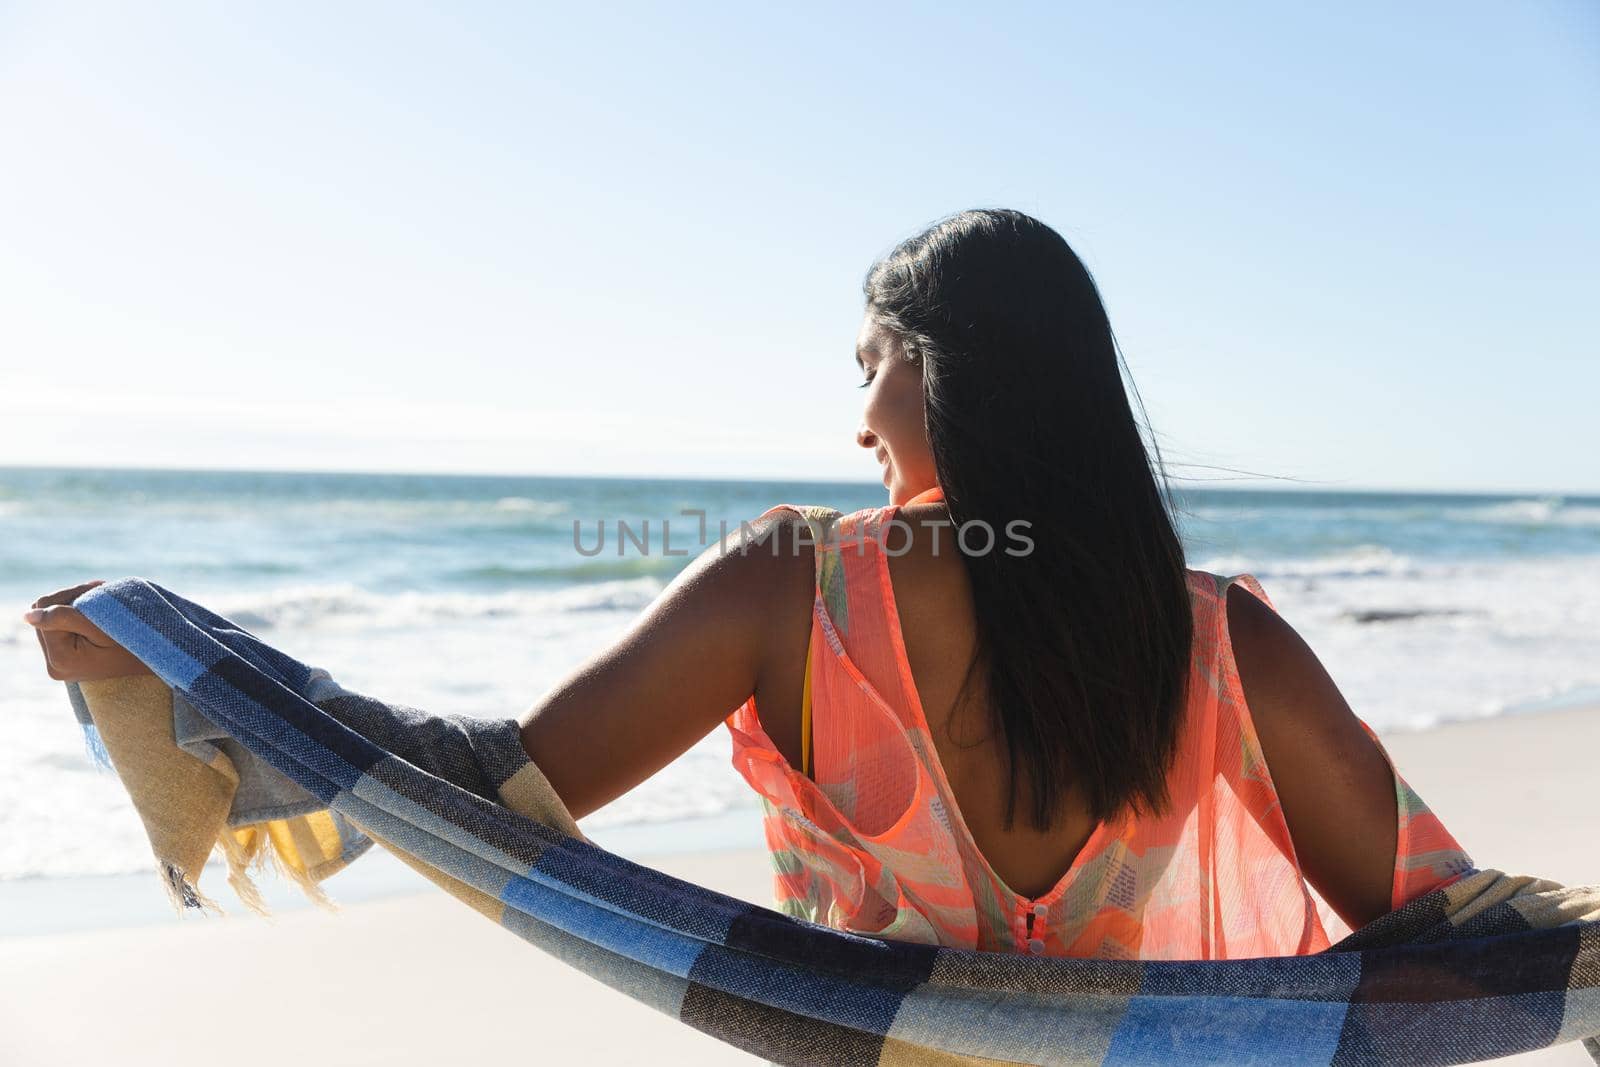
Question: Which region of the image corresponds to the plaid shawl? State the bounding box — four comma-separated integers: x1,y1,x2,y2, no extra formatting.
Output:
60,577,1600,1066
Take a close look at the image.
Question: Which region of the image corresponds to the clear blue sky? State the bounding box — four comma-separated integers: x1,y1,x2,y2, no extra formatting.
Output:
2,2,1594,494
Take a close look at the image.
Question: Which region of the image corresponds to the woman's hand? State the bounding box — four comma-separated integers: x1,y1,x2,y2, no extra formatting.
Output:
22,580,154,682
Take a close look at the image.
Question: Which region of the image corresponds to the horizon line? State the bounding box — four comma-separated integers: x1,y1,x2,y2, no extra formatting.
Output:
0,462,1592,500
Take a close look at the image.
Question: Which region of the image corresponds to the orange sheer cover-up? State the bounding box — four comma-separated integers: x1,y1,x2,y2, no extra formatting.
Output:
723,494,1475,960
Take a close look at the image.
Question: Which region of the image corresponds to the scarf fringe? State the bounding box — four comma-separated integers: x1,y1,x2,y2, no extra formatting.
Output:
206,826,343,917
157,859,225,917
147,826,346,919
79,721,114,772
254,830,343,915
214,830,272,918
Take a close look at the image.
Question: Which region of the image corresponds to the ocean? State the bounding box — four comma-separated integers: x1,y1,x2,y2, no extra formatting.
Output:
3,465,1597,900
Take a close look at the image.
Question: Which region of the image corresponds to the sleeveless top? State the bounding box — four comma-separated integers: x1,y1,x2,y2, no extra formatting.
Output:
722,501,1478,960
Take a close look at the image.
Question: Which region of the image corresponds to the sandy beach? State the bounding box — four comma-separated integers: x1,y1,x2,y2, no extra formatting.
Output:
2,703,1596,1066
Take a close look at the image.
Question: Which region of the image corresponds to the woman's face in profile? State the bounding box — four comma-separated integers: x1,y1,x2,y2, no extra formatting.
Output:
854,314,937,505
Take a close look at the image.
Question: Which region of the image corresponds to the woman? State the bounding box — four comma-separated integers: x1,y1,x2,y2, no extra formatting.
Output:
25,208,1473,960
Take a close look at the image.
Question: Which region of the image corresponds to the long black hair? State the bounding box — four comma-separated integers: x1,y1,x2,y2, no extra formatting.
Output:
863,208,1193,833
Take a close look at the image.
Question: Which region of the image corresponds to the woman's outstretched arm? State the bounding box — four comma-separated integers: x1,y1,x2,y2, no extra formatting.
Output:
517,511,815,823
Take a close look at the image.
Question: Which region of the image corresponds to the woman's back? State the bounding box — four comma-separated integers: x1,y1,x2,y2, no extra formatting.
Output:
782,500,1104,900
724,501,1477,960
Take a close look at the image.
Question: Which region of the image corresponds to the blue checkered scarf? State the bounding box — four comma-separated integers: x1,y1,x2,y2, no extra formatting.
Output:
61,577,1600,1065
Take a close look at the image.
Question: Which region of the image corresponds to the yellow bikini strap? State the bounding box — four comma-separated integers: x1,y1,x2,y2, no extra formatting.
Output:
800,636,814,778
